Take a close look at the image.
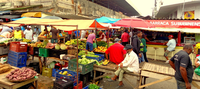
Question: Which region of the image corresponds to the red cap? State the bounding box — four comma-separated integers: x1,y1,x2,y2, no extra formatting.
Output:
168,35,173,38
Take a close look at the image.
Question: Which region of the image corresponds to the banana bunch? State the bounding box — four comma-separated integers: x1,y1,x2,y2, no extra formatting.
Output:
102,60,109,66
65,41,72,45
23,39,31,42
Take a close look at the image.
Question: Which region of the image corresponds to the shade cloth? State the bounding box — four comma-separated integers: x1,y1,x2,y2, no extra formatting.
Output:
21,12,42,18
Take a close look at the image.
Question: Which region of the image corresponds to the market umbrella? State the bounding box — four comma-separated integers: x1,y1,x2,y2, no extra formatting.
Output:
42,16,63,20
112,17,154,28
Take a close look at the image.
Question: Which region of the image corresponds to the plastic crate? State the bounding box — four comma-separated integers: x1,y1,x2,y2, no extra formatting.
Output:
86,56,102,62
33,47,39,56
83,85,102,89
39,48,49,57
52,68,60,77
42,67,52,78
0,46,9,55
53,78,73,89
73,81,82,89
56,69,80,85
49,49,68,58
9,42,28,52
27,46,34,55
95,53,105,60
7,51,27,68
68,58,94,75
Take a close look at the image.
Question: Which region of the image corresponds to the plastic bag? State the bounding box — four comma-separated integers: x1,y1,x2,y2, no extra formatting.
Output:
195,66,200,76
93,43,97,48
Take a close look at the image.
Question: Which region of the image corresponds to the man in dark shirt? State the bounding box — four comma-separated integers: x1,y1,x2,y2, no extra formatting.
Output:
169,43,193,89
50,26,59,43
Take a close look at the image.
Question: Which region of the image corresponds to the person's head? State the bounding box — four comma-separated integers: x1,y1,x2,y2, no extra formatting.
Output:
128,29,131,32
15,27,21,31
91,30,94,33
124,44,133,53
142,33,145,38
183,43,193,54
114,38,121,43
35,27,38,30
99,31,102,35
136,31,142,38
168,35,173,40
27,26,31,30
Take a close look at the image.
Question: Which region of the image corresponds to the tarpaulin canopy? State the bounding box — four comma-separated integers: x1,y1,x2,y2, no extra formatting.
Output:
95,16,120,23
21,12,42,18
136,27,180,32
3,18,105,31
99,23,120,29
113,17,155,28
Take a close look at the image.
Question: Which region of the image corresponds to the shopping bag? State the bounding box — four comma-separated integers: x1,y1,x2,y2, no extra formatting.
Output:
195,66,200,76
93,43,97,48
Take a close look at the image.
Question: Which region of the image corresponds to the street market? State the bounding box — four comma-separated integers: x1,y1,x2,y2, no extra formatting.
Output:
0,0,200,89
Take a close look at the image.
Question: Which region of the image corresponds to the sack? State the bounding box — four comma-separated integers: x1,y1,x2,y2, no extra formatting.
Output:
195,66,200,76
93,43,97,48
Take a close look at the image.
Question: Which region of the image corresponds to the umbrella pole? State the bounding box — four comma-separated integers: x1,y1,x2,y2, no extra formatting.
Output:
107,28,109,48
95,20,97,44
76,26,79,89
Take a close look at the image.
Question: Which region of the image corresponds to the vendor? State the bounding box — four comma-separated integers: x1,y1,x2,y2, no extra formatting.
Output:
10,27,24,39
108,44,139,87
99,31,107,42
163,35,176,63
24,26,33,40
0,31,11,38
0,26,12,35
195,56,200,68
38,26,49,37
74,30,80,38
50,26,59,43
80,30,86,39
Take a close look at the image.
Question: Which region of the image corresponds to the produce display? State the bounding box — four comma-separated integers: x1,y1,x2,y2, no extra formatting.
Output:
88,84,100,89
55,44,60,50
195,43,200,49
97,41,107,47
94,46,107,53
65,39,86,49
78,50,99,58
0,64,11,74
78,55,97,65
59,71,72,76
22,38,31,42
6,67,37,82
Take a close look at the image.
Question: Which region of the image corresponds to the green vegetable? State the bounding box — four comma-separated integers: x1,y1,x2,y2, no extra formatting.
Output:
55,44,60,50
89,84,100,89
97,41,107,47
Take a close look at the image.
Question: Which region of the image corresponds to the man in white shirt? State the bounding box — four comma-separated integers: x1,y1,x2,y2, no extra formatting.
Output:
163,35,176,63
80,30,86,39
108,44,139,87
24,26,33,40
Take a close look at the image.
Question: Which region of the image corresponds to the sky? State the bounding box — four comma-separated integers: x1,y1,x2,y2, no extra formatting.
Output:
128,0,193,16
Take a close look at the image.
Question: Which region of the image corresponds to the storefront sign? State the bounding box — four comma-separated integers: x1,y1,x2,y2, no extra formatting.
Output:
145,20,200,28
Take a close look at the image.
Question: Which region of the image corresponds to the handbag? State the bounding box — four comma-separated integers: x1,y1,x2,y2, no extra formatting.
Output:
195,66,200,76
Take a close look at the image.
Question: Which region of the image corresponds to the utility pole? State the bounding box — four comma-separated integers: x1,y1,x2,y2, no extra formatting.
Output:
181,0,185,19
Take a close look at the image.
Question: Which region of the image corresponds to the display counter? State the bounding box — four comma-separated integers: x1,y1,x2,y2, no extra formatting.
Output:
146,42,196,66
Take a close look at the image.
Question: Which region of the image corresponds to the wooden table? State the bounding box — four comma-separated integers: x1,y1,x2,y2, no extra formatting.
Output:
38,37,65,43
139,63,200,89
93,62,144,89
0,66,38,89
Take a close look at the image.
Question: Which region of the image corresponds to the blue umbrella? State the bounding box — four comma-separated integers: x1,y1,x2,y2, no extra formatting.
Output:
95,16,120,23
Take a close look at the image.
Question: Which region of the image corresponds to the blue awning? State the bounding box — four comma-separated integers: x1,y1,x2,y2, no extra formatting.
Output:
11,17,28,21
95,16,120,23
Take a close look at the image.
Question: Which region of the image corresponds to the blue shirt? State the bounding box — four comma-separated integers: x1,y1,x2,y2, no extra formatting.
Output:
74,31,80,37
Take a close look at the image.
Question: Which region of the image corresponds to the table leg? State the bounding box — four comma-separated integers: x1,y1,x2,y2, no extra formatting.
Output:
35,80,38,89
93,70,96,83
43,57,47,67
32,55,34,60
38,57,43,74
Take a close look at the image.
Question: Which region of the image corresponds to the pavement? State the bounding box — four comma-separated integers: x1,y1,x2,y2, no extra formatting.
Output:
97,59,198,89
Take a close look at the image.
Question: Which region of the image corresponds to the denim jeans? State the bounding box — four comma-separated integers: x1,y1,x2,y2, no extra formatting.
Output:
138,53,144,63
176,80,186,89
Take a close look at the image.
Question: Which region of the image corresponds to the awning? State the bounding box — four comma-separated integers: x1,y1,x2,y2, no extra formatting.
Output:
11,17,28,21
99,23,120,29
21,12,42,18
95,16,120,23
0,11,11,15
136,27,180,32
0,15,21,19
3,18,106,31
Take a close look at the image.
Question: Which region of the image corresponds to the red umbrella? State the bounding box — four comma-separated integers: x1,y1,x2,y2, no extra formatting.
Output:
112,17,154,28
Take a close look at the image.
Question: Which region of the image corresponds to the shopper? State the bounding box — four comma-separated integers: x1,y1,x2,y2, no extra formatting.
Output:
50,26,59,43
24,26,33,40
121,30,129,46
86,30,96,51
163,35,176,63
141,33,148,62
105,38,126,65
169,43,193,89
131,31,144,63
99,31,107,42
108,44,139,88
10,27,24,39
0,26,12,35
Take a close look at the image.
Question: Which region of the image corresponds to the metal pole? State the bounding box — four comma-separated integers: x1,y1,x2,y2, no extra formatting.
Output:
107,28,109,48
76,25,79,89
182,0,185,19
